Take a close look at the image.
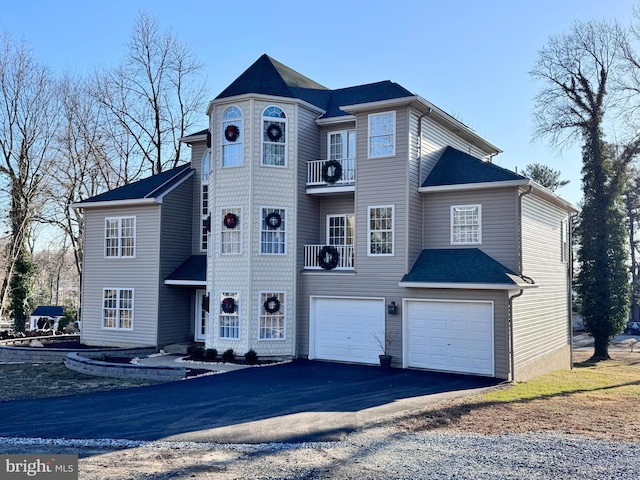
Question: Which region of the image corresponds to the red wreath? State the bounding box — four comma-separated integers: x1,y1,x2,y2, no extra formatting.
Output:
221,297,236,314
224,124,240,142
223,212,238,229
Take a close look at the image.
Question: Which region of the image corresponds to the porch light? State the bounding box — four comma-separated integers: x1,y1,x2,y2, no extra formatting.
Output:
388,301,398,315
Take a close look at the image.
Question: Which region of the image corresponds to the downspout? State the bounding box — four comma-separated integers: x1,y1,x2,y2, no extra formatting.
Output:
416,110,428,187
509,185,534,382
508,289,524,382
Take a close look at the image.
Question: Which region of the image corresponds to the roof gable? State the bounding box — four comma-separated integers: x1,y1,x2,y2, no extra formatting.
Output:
216,54,329,102
401,248,521,286
75,163,192,206
215,55,414,118
423,146,525,188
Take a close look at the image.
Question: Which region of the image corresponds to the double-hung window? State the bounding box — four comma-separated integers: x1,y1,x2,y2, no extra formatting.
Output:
451,205,482,245
262,106,287,166
368,112,395,158
105,217,135,258
222,106,243,167
261,208,286,254
259,292,285,340
368,206,394,255
561,219,569,262
103,288,134,330
221,207,242,254
219,292,240,339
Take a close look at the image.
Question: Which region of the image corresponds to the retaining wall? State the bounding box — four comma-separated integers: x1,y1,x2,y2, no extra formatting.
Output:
65,352,186,381
0,335,155,364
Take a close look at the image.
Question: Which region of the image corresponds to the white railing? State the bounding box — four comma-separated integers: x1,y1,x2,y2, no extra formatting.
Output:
306,158,355,186
304,244,355,270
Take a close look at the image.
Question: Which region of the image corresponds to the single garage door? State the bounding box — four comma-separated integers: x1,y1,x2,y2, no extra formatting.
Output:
406,300,494,376
311,297,385,364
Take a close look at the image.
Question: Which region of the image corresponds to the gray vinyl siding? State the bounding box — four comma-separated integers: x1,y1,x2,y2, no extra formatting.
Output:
157,176,195,346
512,193,571,369
296,105,323,351
421,188,519,272
80,205,161,347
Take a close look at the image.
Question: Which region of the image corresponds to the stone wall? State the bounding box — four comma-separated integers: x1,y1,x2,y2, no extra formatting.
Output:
65,353,186,381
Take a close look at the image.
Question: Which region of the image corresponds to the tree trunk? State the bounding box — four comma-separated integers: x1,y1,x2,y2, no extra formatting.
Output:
592,334,611,360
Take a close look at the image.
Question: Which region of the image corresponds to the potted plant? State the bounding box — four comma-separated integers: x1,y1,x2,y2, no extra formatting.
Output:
373,329,396,368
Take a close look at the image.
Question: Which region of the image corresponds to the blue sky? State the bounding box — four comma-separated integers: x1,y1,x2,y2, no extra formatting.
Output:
2,0,637,205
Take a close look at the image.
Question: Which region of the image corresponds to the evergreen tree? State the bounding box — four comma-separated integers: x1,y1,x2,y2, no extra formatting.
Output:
9,246,35,332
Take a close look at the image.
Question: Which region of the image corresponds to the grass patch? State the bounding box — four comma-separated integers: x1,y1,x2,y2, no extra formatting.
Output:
401,351,640,442
0,363,162,401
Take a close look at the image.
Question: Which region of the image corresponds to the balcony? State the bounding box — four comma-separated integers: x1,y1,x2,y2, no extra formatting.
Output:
306,158,355,193
304,244,354,271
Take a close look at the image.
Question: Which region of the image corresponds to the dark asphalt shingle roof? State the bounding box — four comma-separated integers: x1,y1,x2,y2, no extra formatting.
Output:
422,146,525,188
401,248,520,286
76,163,192,205
216,54,414,118
165,255,206,283
31,306,65,317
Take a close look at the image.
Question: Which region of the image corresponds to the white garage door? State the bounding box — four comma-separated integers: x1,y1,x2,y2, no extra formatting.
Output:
406,300,494,376
311,297,385,364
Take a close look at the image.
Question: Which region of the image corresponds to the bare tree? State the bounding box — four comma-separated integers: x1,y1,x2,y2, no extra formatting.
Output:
89,12,207,178
531,20,640,360
0,32,60,323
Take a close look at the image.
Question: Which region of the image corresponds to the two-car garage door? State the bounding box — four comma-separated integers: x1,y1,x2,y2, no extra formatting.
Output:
309,296,494,376
405,300,494,376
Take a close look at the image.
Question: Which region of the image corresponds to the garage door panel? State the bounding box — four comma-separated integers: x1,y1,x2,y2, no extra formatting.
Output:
312,297,384,365
406,300,494,376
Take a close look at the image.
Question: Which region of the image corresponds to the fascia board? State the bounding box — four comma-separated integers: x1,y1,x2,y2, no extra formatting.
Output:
69,198,160,209
398,281,538,291
164,280,207,286
419,180,530,193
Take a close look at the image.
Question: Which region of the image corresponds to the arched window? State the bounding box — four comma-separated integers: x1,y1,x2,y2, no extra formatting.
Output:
262,106,287,167
222,106,243,167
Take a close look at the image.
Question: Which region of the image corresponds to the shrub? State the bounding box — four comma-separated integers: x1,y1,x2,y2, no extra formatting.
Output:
187,344,205,359
57,308,77,333
244,349,258,365
222,348,235,362
204,348,217,361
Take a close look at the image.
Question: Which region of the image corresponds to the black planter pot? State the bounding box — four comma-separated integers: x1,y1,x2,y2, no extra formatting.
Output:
379,354,393,368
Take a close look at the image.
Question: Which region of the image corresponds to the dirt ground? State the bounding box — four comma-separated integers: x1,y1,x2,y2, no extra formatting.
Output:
1,351,639,479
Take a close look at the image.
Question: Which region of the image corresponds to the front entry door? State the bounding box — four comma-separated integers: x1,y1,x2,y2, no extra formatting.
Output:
195,290,208,342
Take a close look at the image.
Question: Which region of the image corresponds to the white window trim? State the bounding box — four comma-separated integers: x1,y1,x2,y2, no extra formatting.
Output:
221,206,243,255
367,205,395,257
326,214,355,245
367,111,396,159
222,106,244,168
261,105,288,168
218,291,241,340
260,206,287,255
561,219,569,263
104,216,136,259
327,129,356,160
258,291,286,341
450,204,482,245
102,288,134,330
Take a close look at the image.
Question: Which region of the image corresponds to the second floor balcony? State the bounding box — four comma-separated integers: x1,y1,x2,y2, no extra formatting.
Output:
306,158,355,193
304,244,354,271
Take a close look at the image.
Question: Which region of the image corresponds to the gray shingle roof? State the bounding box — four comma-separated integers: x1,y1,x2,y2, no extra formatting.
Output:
165,255,206,283
75,163,192,205
215,54,413,118
422,146,525,188
401,248,521,286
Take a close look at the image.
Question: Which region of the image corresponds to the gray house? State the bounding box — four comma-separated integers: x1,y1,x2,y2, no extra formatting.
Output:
73,55,578,381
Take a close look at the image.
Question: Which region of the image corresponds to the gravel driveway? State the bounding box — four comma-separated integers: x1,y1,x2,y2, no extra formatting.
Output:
1,428,639,479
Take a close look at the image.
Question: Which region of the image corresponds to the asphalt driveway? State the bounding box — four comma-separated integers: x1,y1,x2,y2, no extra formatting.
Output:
0,360,499,444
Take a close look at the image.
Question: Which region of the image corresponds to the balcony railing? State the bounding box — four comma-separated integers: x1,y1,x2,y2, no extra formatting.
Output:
304,244,355,270
307,158,355,187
